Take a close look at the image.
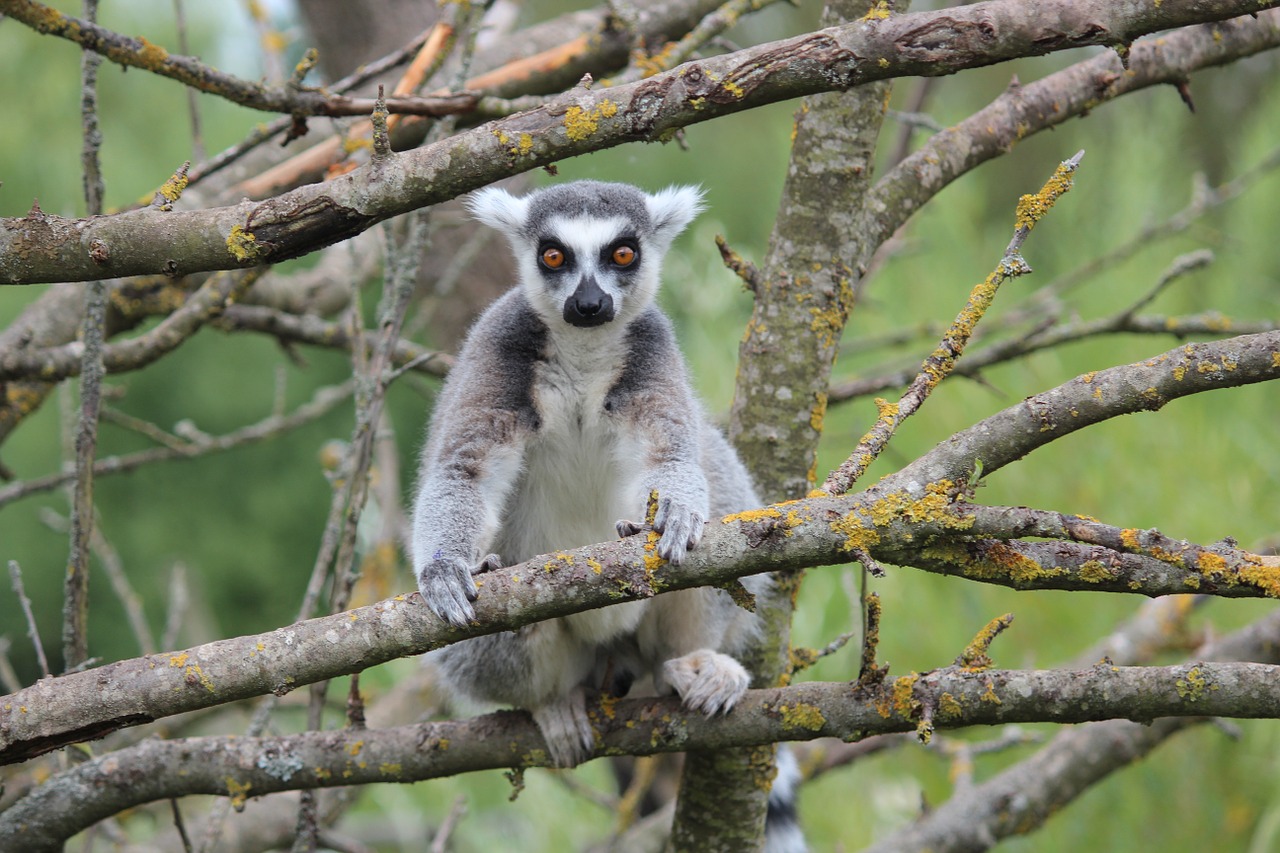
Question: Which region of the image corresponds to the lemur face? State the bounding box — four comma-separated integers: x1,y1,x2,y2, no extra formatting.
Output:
467,181,703,332
532,213,640,328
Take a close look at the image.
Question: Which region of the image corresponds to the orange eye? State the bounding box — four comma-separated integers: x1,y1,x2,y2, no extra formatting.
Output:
611,245,636,266
540,246,565,269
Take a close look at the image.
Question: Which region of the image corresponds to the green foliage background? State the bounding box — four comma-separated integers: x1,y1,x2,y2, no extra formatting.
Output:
1,1,1279,850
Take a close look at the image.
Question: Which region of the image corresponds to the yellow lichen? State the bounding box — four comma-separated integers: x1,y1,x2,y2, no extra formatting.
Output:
135,36,170,67
937,692,963,721
1175,666,1215,701
830,511,881,553
958,613,1014,671
810,391,827,433
564,100,619,141
1237,554,1280,598
862,1,892,20
789,647,820,671
226,224,263,262
723,507,783,524
891,673,920,717
225,778,252,811
1014,155,1077,232
778,702,827,731
1078,560,1118,583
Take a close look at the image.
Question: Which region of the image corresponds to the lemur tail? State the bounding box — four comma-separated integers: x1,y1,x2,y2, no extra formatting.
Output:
766,745,808,853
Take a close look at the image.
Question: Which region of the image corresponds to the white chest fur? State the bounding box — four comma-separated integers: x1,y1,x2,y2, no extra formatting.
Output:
492,335,648,642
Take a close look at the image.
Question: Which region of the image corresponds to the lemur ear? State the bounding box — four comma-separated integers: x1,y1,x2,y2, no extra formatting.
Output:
466,186,530,237
645,185,705,249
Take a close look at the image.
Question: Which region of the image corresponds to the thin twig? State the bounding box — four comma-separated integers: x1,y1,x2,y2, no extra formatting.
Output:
8,561,51,678
0,378,356,510
0,637,21,693
170,0,204,161
821,150,1084,495
185,25,443,187
619,0,789,82
170,798,194,853
0,0,478,120
430,795,469,853
160,563,190,652
39,508,157,655
64,0,107,673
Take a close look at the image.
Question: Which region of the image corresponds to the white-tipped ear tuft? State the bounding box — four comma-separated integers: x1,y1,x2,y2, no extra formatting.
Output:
465,187,530,237
645,185,705,247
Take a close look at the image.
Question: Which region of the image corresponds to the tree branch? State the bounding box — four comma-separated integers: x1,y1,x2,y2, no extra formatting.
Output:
865,8,1280,250
7,659,1280,851
822,150,1082,495
0,0,477,119
3,0,1275,285
862,595,1280,853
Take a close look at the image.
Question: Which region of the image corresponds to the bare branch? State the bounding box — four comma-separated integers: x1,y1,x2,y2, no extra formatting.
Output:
62,0,108,672
865,10,1280,251
822,151,1082,495
7,561,50,679
0,269,263,383
0,0,477,119
861,601,1280,853
9,658,1280,850
0,380,356,510
4,1,1276,286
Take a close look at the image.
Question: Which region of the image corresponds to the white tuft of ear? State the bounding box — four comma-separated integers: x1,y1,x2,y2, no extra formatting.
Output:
465,186,530,237
645,185,705,249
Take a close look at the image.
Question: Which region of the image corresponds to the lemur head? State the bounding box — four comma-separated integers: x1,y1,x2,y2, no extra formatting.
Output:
467,181,704,331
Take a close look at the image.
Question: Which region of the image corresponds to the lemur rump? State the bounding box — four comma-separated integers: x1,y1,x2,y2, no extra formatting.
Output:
412,180,768,768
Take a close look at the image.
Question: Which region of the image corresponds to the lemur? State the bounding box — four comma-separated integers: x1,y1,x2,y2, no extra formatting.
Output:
411,180,769,768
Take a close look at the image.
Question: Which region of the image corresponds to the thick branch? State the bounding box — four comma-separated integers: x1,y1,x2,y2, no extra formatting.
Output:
1,330,1277,763
863,591,1280,853
880,330,1280,489
866,9,1280,249
5,660,1280,850
3,0,1276,285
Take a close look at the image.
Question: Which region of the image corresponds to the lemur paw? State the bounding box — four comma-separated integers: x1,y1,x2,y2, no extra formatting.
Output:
418,554,501,627
663,650,750,716
653,497,705,564
532,688,595,768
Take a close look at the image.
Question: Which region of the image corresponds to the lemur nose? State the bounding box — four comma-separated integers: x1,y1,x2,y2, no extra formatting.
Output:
563,275,615,327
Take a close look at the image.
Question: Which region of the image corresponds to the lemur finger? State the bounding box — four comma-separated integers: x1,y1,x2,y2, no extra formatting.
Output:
686,513,705,550
426,587,473,627
653,496,672,532
474,553,504,575
615,519,645,538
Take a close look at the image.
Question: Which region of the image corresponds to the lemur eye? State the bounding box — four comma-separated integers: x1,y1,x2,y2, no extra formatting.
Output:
611,245,636,267
540,246,566,269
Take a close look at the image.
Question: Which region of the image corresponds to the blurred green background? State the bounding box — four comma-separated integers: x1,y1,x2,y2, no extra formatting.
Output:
1,1,1279,850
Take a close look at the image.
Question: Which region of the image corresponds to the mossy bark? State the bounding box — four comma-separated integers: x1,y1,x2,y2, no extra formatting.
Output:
668,0,906,849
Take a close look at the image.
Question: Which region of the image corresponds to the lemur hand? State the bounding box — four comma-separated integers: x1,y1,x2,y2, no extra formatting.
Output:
418,553,502,626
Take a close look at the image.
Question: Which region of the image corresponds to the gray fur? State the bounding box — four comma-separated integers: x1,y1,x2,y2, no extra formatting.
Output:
412,180,766,768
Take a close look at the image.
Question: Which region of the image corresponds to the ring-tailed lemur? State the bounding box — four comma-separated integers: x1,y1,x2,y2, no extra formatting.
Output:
412,181,801,848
